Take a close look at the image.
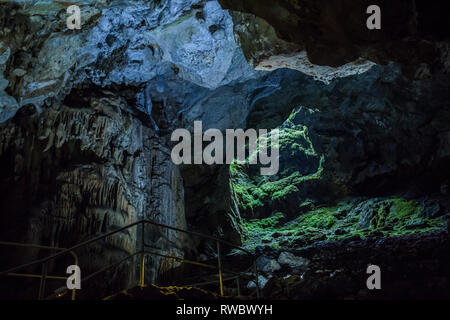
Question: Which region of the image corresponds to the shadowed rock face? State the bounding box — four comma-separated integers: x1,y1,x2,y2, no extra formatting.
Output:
253,64,450,196
230,63,450,222
260,229,450,299
227,63,450,299
0,87,187,298
0,0,253,297
0,1,264,251
219,0,450,78
0,2,267,291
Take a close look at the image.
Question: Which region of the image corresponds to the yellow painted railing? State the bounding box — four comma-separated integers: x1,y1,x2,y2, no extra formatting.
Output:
0,220,260,299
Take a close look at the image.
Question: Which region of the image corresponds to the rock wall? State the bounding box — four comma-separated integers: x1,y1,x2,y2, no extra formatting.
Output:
0,0,266,250
219,0,450,78
0,87,187,298
231,63,450,226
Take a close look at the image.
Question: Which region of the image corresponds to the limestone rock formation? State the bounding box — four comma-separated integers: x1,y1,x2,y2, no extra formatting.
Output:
228,10,376,83
219,0,450,78
0,87,187,298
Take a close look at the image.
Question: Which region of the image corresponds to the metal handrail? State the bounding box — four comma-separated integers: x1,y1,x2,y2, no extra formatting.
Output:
0,219,260,299
142,220,253,255
0,241,79,300
52,249,257,299
0,221,141,276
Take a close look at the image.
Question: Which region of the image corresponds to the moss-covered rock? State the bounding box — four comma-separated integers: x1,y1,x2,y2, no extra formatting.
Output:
229,106,449,253
230,109,324,218
240,197,447,252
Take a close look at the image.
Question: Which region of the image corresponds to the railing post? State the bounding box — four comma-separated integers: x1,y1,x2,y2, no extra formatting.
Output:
140,220,145,288
216,240,224,297
70,251,78,301
71,286,76,300
1,221,256,299
236,276,241,297
38,262,48,300
253,259,260,299
171,257,175,284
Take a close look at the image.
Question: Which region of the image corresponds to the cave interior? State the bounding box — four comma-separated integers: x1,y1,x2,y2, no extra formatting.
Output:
0,0,449,300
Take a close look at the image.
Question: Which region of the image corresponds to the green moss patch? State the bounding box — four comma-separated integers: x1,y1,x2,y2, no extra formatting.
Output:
229,115,324,216
241,197,446,252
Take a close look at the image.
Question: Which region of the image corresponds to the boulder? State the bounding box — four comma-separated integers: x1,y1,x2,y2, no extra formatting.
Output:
278,252,310,273
247,275,269,290
256,256,281,273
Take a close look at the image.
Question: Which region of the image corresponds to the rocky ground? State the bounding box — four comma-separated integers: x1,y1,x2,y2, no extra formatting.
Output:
254,228,450,299
105,284,222,300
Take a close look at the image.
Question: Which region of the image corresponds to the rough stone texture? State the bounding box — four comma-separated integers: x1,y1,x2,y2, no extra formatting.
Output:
247,275,269,290
288,65,450,198
0,0,265,248
228,10,303,70
0,0,260,124
181,164,244,246
229,10,375,83
256,256,281,273
219,0,450,78
261,229,450,299
231,64,450,221
0,88,187,298
278,252,310,273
